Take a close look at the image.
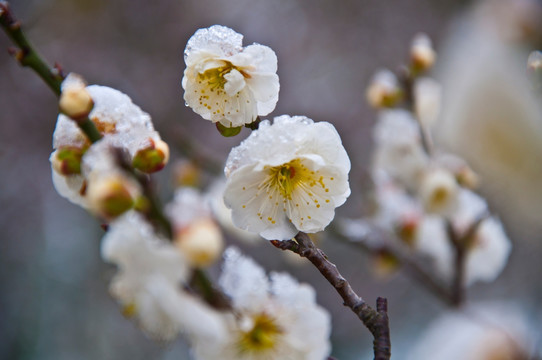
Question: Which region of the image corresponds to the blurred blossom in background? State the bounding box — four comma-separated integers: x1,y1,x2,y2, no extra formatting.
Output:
1,0,542,359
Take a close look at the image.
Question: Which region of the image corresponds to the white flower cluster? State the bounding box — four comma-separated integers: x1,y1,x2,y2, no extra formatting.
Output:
365,34,511,287
101,209,332,358
51,74,170,218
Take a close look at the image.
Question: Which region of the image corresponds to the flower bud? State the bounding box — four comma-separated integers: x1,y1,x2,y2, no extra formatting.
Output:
174,218,224,267
59,74,94,120
396,215,420,247
173,161,201,188
132,139,170,173
419,169,459,216
455,165,480,189
87,174,137,219
372,250,399,278
410,33,436,73
51,146,85,175
366,69,402,108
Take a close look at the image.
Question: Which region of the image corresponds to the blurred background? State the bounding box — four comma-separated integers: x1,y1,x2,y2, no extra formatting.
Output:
1,0,542,359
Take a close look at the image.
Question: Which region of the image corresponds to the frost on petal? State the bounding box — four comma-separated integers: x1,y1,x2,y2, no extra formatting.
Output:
219,247,270,311
185,25,243,61
182,26,279,126
199,247,331,360
223,115,350,240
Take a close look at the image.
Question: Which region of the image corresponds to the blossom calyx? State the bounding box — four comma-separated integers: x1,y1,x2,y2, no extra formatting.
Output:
50,146,86,175
132,138,170,173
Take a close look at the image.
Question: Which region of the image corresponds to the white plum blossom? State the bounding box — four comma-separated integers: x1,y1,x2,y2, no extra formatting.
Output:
224,115,351,240
407,303,533,360
102,212,225,342
416,190,512,286
418,168,459,216
372,109,428,190
192,247,331,360
182,25,279,127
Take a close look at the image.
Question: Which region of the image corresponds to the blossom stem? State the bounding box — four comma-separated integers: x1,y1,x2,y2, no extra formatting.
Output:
446,212,489,307
0,1,102,143
189,269,231,310
271,232,391,360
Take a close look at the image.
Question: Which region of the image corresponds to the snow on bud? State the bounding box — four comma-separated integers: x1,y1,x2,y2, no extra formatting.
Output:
366,69,402,108
86,173,138,219
413,77,441,128
166,188,225,267
59,73,94,121
418,168,459,216
223,115,351,240
191,247,331,360
182,25,279,128
410,33,436,73
132,138,170,173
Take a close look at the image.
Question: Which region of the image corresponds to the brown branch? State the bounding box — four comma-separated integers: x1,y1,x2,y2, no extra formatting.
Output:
446,212,489,307
271,232,391,360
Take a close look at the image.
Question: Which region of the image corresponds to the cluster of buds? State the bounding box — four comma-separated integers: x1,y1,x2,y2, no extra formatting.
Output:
50,73,170,219
364,34,511,286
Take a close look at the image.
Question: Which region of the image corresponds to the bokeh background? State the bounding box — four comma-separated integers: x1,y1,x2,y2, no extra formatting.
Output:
1,0,542,359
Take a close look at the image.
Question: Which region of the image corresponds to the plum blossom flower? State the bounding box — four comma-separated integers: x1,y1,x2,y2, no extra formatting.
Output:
191,247,331,360
182,25,279,128
102,212,225,342
223,115,351,240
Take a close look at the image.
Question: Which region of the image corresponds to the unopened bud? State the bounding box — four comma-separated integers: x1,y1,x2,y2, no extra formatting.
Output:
132,139,170,173
87,174,137,218
372,250,399,278
173,161,201,187
51,146,85,175
528,50,542,71
410,33,436,73
366,69,402,108
456,166,480,189
59,74,94,120
174,218,224,267
419,169,459,216
396,215,420,247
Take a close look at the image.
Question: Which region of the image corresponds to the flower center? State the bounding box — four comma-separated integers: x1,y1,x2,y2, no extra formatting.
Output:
268,159,313,198
238,313,282,354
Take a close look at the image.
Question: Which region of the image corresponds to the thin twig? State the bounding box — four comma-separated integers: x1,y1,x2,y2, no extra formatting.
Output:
271,232,391,360
0,1,102,143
